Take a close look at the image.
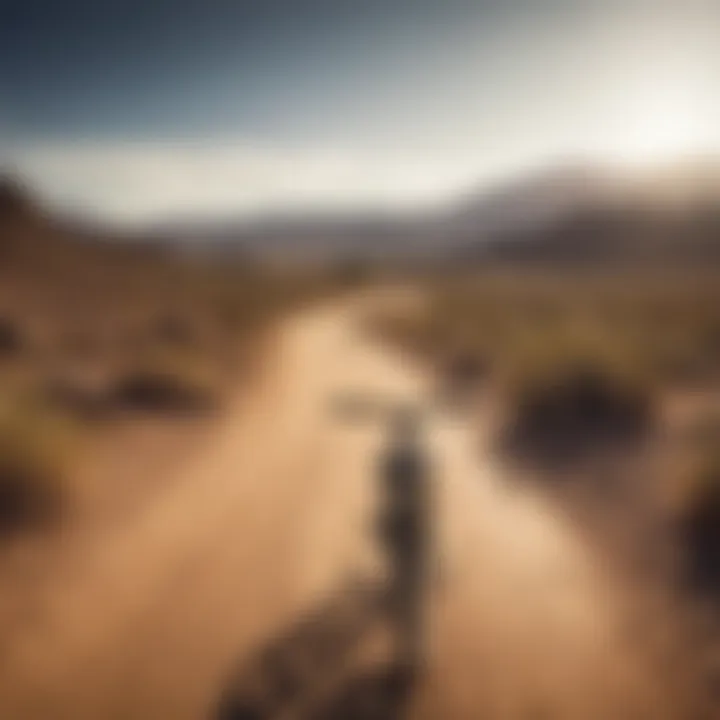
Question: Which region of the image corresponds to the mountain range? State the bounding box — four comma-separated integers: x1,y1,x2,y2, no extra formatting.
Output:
4,157,720,265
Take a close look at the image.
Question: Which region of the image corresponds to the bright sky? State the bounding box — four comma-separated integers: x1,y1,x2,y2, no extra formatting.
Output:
2,0,720,225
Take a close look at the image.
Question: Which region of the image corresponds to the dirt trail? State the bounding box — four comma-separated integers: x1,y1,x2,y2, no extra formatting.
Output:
0,297,683,719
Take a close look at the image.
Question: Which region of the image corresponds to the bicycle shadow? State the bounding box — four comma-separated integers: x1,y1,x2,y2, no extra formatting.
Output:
215,577,417,720
305,663,416,720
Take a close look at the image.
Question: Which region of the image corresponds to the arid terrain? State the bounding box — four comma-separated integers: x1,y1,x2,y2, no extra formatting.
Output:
0,293,712,720
7,1,720,716
1,180,720,720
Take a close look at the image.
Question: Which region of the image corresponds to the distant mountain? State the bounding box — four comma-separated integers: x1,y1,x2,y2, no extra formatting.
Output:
438,163,618,242
150,209,433,262
144,164,618,262
164,158,720,265
6,156,720,267
440,158,720,265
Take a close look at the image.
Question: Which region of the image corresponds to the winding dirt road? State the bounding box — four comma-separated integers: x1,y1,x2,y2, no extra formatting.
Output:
0,295,687,719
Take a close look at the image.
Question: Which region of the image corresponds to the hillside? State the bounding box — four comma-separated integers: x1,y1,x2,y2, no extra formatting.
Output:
6,157,720,270
0,175,343,538
125,159,720,267
447,159,720,265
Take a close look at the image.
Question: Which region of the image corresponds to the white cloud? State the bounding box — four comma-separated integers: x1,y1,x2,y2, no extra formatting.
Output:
3,139,491,227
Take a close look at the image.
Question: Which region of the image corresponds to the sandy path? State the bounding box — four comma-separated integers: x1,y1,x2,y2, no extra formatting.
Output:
0,297,681,719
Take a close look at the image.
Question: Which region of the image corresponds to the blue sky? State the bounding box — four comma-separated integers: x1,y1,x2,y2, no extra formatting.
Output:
2,0,720,224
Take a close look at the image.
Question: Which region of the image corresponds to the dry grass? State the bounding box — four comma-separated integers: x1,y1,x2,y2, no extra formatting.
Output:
381,271,720,438
391,270,720,382
666,411,720,592
0,394,79,533
110,349,220,414
0,200,356,535
377,270,720,715
0,316,23,357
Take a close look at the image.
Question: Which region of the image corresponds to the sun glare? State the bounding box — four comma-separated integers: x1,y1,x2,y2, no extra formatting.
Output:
613,112,706,167
605,64,713,167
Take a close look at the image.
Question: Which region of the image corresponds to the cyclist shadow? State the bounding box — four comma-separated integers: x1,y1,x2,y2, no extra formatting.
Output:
305,663,416,720
215,577,417,720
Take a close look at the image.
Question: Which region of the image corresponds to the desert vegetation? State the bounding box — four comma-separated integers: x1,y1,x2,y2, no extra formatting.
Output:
383,270,720,384
0,178,351,535
373,267,720,715
0,393,78,534
378,267,720,567
665,410,720,593
382,270,720,421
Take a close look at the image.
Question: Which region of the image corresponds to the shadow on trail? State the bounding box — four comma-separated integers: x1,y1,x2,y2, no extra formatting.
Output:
215,578,417,720
305,663,416,720
218,403,431,720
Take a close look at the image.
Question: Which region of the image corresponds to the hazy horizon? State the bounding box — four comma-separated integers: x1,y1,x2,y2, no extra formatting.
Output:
3,0,720,226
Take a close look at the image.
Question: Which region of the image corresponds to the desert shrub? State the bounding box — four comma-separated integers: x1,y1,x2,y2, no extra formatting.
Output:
676,447,720,593
668,411,720,593
382,270,720,390
0,316,23,356
152,313,197,348
0,397,77,533
110,353,218,414
59,328,98,360
42,374,108,422
501,350,655,463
